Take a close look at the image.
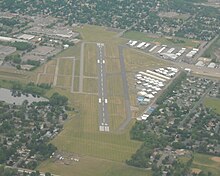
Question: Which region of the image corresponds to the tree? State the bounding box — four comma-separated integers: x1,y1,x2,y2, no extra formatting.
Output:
49,93,68,106
45,172,52,176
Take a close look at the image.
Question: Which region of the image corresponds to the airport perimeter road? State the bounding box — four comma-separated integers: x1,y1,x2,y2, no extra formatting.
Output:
97,43,110,132
118,46,132,131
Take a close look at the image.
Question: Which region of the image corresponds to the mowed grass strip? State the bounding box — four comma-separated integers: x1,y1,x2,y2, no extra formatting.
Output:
106,59,121,74
75,59,80,76
204,97,220,115
37,74,54,85
55,45,81,59
56,75,72,88
0,69,27,79
105,43,119,59
108,96,126,131
107,75,123,96
83,78,98,93
39,156,150,176
58,58,73,75
84,43,98,77
46,64,56,74
75,25,119,42
123,48,169,72
73,76,79,92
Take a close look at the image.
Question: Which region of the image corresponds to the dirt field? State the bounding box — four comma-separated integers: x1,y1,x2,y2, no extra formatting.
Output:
192,168,202,174
211,157,220,163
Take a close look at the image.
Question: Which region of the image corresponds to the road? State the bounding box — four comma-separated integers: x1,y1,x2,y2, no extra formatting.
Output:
194,34,219,60
117,46,132,131
71,57,76,93
179,83,214,128
79,42,85,93
97,43,110,132
53,58,60,86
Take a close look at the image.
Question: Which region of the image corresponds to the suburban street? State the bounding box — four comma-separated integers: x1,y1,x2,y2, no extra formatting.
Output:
97,43,109,132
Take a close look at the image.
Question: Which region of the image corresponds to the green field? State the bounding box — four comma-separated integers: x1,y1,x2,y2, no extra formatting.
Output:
55,45,81,59
39,156,151,176
35,25,147,175
0,67,29,82
83,78,98,93
58,58,73,75
123,48,170,73
49,92,141,161
83,43,98,77
3,24,215,176
37,74,54,85
123,30,201,48
204,97,220,114
1,24,220,176
192,153,220,176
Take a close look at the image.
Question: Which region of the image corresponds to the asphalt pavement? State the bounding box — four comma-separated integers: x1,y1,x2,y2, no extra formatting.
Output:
97,43,109,132
117,46,132,131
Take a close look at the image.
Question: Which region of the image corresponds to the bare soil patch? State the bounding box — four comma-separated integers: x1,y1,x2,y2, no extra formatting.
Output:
211,157,220,163
192,168,201,174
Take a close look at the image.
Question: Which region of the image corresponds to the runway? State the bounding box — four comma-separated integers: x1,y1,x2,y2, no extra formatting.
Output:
97,43,109,132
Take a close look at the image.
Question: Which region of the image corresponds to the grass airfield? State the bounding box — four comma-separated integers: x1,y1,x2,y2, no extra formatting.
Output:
34,25,151,176
1,25,219,176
